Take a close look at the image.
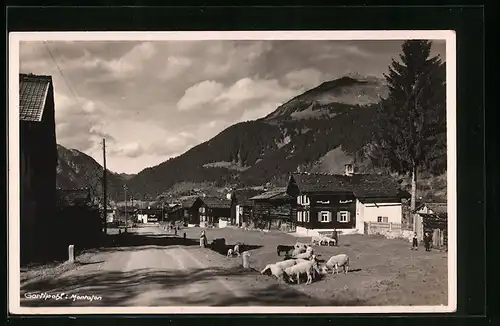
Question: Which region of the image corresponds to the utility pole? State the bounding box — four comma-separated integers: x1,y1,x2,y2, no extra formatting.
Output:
123,184,128,232
102,138,107,234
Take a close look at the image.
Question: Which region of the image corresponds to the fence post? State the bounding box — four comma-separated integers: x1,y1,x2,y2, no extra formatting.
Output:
242,251,250,269
68,245,74,263
389,222,392,231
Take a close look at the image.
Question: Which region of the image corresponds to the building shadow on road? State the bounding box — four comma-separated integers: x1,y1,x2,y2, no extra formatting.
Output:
88,231,200,253
20,264,367,307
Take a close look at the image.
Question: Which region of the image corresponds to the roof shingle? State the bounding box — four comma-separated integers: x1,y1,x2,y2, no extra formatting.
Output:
290,172,409,199
19,74,52,122
250,187,291,201
199,197,232,209
419,202,447,215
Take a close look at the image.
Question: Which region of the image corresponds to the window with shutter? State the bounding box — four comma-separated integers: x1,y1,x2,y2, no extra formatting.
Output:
305,211,310,222
297,211,302,222
297,196,301,205
320,211,330,223
338,211,349,223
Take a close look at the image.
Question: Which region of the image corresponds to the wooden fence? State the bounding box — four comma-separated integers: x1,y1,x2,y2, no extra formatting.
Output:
365,221,413,237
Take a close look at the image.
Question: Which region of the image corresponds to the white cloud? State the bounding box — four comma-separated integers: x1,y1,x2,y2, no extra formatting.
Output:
159,56,192,80
177,80,225,111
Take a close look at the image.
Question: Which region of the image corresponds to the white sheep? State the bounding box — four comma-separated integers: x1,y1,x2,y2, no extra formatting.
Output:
274,259,299,270
284,259,320,285
294,242,308,250
261,263,287,283
227,248,234,257
233,244,241,256
290,247,306,257
325,254,350,274
293,250,314,260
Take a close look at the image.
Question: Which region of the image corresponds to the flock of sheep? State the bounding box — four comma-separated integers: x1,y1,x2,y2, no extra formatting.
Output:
261,242,350,285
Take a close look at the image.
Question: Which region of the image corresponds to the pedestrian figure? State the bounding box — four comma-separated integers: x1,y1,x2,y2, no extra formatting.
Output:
424,232,432,252
411,232,419,250
200,230,208,247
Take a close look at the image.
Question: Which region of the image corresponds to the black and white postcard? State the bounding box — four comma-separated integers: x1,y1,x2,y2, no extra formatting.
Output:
8,30,457,314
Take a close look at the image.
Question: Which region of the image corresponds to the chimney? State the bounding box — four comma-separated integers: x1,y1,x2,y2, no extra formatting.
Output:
344,164,354,176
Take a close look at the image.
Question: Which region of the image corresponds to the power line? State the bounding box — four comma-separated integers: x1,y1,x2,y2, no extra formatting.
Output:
43,41,91,125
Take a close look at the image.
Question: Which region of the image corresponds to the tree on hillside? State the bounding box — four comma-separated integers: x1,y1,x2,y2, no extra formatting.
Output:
369,40,447,222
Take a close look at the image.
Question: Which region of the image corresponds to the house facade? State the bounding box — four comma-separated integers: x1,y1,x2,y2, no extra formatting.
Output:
414,202,448,244
249,188,294,230
19,74,58,263
287,164,410,237
195,196,232,228
231,188,264,227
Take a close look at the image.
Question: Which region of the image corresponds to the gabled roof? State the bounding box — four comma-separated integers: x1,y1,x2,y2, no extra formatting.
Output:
198,196,232,209
416,202,447,215
19,74,53,122
181,197,197,208
56,188,91,207
290,172,409,199
250,187,292,201
232,188,264,204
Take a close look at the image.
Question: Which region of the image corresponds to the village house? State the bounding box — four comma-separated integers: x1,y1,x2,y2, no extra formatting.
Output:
249,187,294,230
137,207,165,224
414,202,448,249
287,164,410,237
19,73,58,263
193,196,232,228
231,188,264,227
169,197,198,225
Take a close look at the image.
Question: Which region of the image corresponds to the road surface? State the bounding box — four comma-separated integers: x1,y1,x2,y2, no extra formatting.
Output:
20,226,314,306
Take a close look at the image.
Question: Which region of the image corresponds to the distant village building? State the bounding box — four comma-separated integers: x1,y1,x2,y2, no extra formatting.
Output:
414,202,448,248
19,73,58,263
193,196,232,228
169,197,198,225
249,188,294,230
287,164,410,237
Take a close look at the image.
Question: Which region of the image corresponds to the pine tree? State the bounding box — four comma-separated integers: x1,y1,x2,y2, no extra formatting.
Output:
370,40,446,221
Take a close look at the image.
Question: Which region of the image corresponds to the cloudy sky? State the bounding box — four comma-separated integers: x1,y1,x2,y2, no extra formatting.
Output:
19,39,445,174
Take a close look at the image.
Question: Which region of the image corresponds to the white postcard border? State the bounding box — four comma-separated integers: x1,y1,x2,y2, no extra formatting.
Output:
8,30,457,315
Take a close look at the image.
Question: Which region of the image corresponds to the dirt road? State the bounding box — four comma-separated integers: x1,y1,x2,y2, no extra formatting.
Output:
20,226,317,307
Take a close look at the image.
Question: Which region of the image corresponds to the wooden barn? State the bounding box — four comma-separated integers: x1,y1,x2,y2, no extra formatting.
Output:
194,196,232,228
287,164,410,237
231,188,264,227
414,202,448,249
249,188,294,230
19,73,58,263
169,197,198,225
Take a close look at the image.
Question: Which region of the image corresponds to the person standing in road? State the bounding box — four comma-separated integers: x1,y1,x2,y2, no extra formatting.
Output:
423,232,432,252
411,232,419,250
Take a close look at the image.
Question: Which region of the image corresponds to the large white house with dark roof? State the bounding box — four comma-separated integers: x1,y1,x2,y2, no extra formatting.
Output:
286,164,410,237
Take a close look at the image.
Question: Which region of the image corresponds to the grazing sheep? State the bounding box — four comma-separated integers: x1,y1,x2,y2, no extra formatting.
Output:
325,254,350,274
294,242,308,250
260,263,287,283
284,259,320,285
293,250,314,260
290,247,306,257
305,245,314,255
227,248,234,257
276,245,294,256
233,244,241,256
